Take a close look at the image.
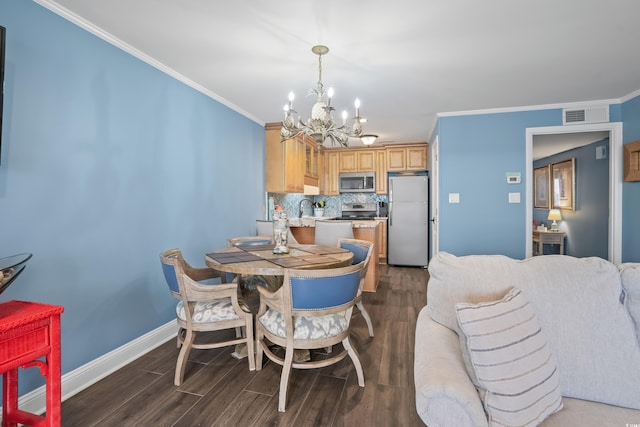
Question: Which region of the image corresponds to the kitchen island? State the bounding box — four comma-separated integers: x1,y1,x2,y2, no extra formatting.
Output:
289,219,381,292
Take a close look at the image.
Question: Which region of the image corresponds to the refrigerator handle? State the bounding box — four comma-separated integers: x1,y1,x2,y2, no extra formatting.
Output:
388,180,393,226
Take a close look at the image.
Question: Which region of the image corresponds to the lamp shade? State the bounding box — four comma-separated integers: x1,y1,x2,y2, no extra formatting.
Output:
360,134,377,145
547,209,562,221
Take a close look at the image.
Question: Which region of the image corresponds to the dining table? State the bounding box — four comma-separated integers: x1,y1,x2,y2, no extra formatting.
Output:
205,243,354,278
205,242,354,363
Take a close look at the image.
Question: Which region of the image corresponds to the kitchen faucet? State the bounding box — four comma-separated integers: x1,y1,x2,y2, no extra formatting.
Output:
299,198,313,218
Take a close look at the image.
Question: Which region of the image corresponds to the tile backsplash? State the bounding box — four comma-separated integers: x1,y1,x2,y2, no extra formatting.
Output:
268,193,387,219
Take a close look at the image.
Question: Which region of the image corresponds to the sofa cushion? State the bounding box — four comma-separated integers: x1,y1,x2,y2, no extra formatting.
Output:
619,263,640,345
427,252,640,410
456,288,563,426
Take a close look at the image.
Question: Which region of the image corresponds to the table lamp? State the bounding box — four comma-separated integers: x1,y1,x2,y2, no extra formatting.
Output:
547,209,562,231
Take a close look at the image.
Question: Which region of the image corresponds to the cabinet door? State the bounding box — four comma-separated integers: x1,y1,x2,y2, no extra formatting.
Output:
386,148,406,171
339,152,357,172
357,151,375,172
325,151,340,195
406,146,428,171
376,150,387,194
285,137,304,192
377,219,387,262
303,138,319,186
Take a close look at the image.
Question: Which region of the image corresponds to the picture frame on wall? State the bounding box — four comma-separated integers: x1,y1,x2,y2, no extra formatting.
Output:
552,158,575,210
534,165,550,209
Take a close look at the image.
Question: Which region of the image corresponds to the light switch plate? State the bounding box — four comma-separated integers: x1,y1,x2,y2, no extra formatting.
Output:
508,192,521,203
449,193,460,204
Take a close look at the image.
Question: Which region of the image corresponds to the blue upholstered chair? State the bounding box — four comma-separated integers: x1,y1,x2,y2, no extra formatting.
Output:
338,238,375,337
160,248,255,386
255,262,366,412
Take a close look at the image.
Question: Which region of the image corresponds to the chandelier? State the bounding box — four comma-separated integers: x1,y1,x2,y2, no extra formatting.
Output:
280,45,377,147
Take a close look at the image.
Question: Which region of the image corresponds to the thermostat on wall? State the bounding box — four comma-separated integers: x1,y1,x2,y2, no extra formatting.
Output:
506,172,521,184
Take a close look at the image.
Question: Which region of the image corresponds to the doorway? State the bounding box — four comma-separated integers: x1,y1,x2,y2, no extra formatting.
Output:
525,122,622,263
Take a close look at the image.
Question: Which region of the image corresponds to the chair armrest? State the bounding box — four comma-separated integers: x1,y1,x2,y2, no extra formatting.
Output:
414,308,487,427
256,285,286,316
186,266,223,282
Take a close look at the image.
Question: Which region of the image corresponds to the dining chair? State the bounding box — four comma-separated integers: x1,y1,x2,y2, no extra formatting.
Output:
338,238,375,337
160,248,255,386
314,220,353,247
255,262,366,412
256,219,298,244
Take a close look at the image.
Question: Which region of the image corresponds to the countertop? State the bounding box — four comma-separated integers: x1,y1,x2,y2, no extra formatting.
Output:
289,217,387,228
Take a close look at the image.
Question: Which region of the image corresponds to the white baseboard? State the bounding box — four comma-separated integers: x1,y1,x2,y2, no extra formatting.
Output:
7,320,177,418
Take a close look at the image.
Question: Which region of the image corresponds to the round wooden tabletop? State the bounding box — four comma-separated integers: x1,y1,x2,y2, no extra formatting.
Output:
205,244,353,276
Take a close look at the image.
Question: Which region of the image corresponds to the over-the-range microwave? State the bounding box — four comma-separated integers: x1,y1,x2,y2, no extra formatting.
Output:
339,172,376,193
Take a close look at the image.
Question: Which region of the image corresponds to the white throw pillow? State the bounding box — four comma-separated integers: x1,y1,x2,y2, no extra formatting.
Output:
456,288,563,426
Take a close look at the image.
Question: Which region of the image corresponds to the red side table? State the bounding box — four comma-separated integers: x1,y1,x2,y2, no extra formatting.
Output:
0,300,64,427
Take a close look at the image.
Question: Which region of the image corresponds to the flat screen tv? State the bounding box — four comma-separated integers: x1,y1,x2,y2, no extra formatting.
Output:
0,26,5,165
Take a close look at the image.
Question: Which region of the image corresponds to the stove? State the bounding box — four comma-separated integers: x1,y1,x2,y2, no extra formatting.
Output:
338,203,377,220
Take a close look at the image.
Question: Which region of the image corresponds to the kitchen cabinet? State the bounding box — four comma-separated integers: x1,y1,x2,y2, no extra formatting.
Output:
376,150,387,194
317,149,325,193
304,139,319,187
376,219,387,263
266,122,305,193
323,151,340,195
265,122,322,193
339,150,375,172
387,145,428,172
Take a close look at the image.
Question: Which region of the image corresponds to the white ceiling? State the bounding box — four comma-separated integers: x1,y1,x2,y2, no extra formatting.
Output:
39,0,640,147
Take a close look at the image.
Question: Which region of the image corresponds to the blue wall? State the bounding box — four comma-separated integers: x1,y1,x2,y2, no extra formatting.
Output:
0,1,265,394
622,95,640,262
533,139,609,258
437,99,640,261
437,109,562,258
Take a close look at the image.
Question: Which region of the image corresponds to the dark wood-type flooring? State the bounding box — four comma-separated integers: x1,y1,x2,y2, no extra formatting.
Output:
61,265,429,426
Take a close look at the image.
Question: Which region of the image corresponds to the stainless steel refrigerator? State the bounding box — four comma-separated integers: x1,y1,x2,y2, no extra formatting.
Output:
388,174,429,267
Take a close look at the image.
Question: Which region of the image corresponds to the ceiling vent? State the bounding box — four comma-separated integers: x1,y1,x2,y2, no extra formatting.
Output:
563,105,609,125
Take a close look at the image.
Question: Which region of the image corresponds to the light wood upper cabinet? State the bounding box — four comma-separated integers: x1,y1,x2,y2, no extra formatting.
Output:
303,139,319,187
406,146,428,170
323,151,339,195
376,150,387,194
339,150,375,172
339,151,357,172
266,123,305,193
387,145,428,171
357,151,375,172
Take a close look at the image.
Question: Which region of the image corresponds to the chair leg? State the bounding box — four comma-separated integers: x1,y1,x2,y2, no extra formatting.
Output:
174,329,195,386
244,316,256,371
342,336,365,387
278,346,295,412
255,327,264,371
357,301,375,337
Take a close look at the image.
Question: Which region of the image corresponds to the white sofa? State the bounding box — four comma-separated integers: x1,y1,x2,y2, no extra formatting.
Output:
415,252,640,426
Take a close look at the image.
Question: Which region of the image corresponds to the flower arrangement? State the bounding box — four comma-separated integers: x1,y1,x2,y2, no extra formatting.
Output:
313,200,325,208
